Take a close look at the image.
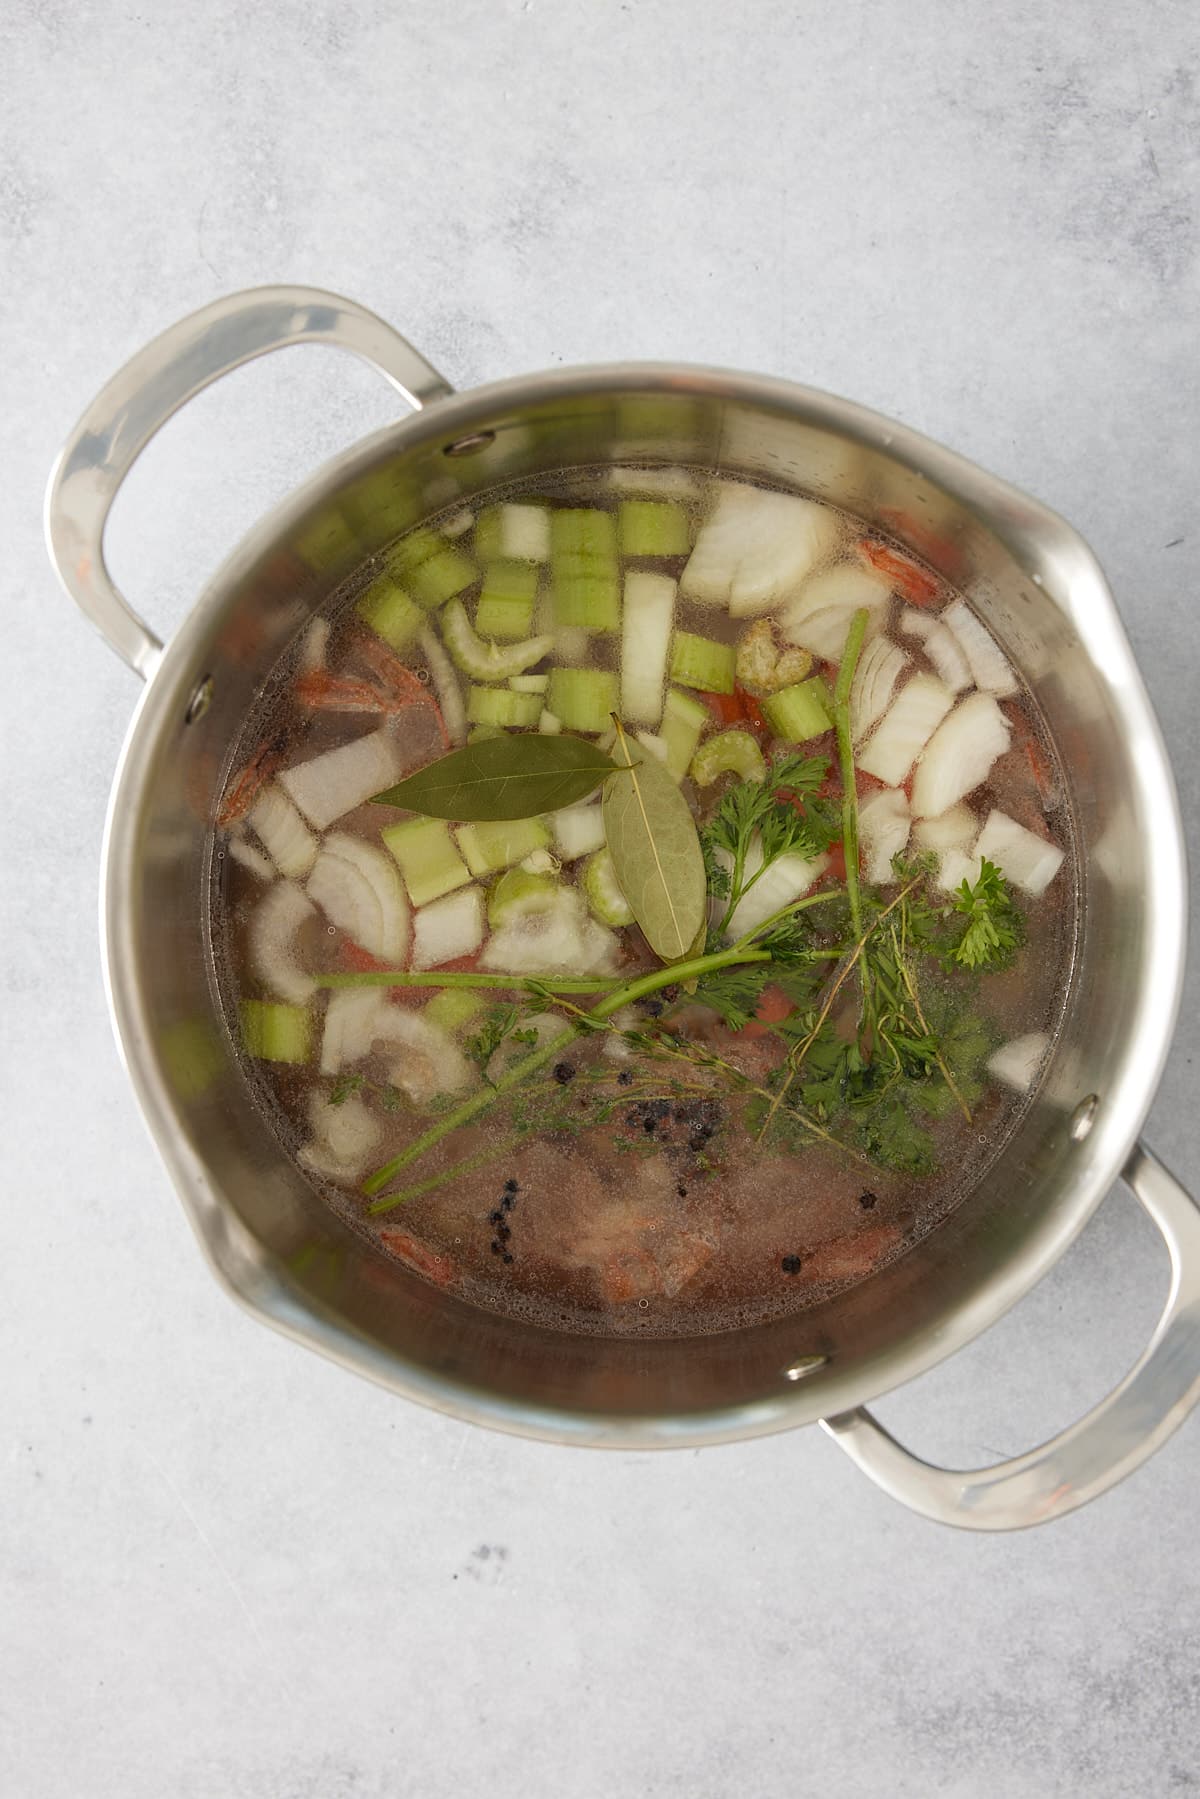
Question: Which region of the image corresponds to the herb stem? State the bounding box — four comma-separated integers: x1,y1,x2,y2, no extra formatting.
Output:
317,969,620,993
889,923,974,1124
729,884,848,953
834,608,870,943
359,944,773,1195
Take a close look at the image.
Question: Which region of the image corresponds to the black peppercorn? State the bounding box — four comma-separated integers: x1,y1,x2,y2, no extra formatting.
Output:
781,1255,802,1275
553,1062,576,1085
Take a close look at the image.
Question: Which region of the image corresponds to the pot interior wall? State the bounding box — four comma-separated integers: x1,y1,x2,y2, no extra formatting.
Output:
112,374,1169,1434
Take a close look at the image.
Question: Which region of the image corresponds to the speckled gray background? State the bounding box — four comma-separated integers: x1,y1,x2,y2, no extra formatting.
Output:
4,2,1199,1795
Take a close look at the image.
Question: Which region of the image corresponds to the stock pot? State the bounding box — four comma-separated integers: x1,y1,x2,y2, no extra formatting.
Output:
45,286,1200,1529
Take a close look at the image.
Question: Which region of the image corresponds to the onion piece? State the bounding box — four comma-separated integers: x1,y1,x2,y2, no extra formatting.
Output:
850,636,908,743
988,1031,1050,1094
441,507,475,539
942,599,1018,697
779,562,892,660
858,788,911,885
299,616,330,672
308,834,411,963
900,608,972,692
280,729,404,831
910,692,1011,819
418,625,466,746
299,1090,382,1182
858,673,955,785
482,888,619,977
410,886,485,971
376,1009,476,1104
247,880,318,1005
911,803,978,853
227,831,275,881
974,808,1065,897
717,840,829,939
247,783,318,880
936,848,984,892
321,988,387,1076
681,484,843,614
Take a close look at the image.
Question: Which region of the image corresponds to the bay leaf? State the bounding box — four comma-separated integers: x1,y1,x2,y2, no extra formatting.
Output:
373,734,619,821
602,721,706,962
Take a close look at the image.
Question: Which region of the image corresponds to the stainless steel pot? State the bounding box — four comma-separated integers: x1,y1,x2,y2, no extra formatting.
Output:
45,285,1199,1530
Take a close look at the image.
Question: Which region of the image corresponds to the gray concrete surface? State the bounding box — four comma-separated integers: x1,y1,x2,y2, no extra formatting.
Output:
3,2,1198,1794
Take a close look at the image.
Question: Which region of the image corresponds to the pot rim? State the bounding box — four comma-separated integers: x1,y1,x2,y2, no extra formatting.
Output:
99,360,1189,1447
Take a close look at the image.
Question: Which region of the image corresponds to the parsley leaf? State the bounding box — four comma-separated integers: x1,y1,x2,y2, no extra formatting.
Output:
945,859,1025,971
466,1004,538,1080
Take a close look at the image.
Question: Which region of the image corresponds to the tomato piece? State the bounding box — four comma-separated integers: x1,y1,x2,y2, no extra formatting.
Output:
859,539,940,606
825,840,848,883
701,690,744,727
734,686,768,734
339,939,388,974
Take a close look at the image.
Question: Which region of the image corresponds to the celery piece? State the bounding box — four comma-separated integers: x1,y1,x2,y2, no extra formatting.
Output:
582,848,634,926
386,527,477,608
538,709,563,735
424,988,489,1034
356,576,425,651
239,1000,311,1064
670,630,736,695
474,560,539,640
690,729,767,786
467,725,506,743
552,571,621,631
660,687,708,780
456,817,552,877
762,676,834,742
381,817,472,908
508,673,550,694
617,499,691,558
440,598,553,682
551,508,621,631
487,867,561,927
466,686,543,728
475,503,552,564
545,668,620,735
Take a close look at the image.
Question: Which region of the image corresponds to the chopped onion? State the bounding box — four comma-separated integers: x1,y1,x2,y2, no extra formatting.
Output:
988,1032,1049,1094
308,834,411,963
441,507,475,538
552,802,607,861
858,788,911,884
937,848,983,892
779,561,891,660
482,889,618,977
410,886,485,970
227,831,275,881
974,808,1065,897
377,1009,476,1104
719,840,828,939
681,484,843,614
911,803,979,853
942,599,1018,697
901,609,972,692
850,636,907,743
418,625,466,746
607,465,701,497
858,673,955,785
299,616,330,672
321,988,387,1076
634,730,670,766
247,783,318,880
910,692,1011,818
280,729,404,831
247,880,318,1005
299,1090,382,1182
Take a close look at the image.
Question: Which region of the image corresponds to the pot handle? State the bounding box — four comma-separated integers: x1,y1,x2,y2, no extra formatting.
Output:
43,285,454,679
821,1142,1200,1530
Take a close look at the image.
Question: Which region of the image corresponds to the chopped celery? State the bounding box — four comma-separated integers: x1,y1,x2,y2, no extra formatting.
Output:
670,630,736,695
762,676,834,742
508,673,550,693
487,867,561,927
690,729,767,786
385,527,476,608
424,988,488,1033
381,817,471,908
545,668,620,735
583,848,634,926
466,686,543,728
538,709,563,735
551,508,620,631
474,560,539,640
660,687,708,780
456,816,552,877
552,802,607,860
441,598,553,682
475,503,552,564
467,725,506,743
617,499,691,558
356,576,424,651
239,999,311,1064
